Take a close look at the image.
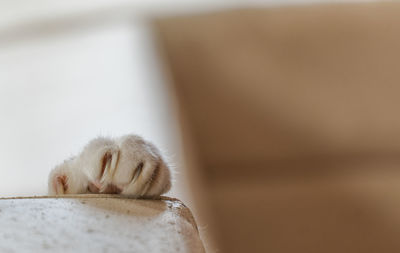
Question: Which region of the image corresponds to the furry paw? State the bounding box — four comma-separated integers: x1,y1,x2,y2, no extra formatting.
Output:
48,135,172,197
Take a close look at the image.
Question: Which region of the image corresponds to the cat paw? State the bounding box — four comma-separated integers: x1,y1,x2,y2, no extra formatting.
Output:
111,135,172,197
48,157,89,195
48,135,172,197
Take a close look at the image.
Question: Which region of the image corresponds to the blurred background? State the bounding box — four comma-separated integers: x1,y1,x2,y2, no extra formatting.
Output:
0,0,365,194
2,0,400,252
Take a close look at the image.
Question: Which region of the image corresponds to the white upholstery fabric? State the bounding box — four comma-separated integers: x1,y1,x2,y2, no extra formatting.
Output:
0,195,204,253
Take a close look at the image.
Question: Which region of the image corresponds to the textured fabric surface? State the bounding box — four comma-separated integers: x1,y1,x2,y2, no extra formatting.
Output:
0,195,204,253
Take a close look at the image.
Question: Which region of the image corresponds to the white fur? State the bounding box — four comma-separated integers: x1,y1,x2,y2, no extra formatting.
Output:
48,134,172,197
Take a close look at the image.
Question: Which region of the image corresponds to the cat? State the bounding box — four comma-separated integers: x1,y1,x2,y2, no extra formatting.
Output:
48,134,171,197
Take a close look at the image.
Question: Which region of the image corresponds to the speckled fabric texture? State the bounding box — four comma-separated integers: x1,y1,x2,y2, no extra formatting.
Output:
0,195,205,253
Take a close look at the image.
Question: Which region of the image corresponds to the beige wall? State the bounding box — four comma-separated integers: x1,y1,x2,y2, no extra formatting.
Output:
155,2,400,252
